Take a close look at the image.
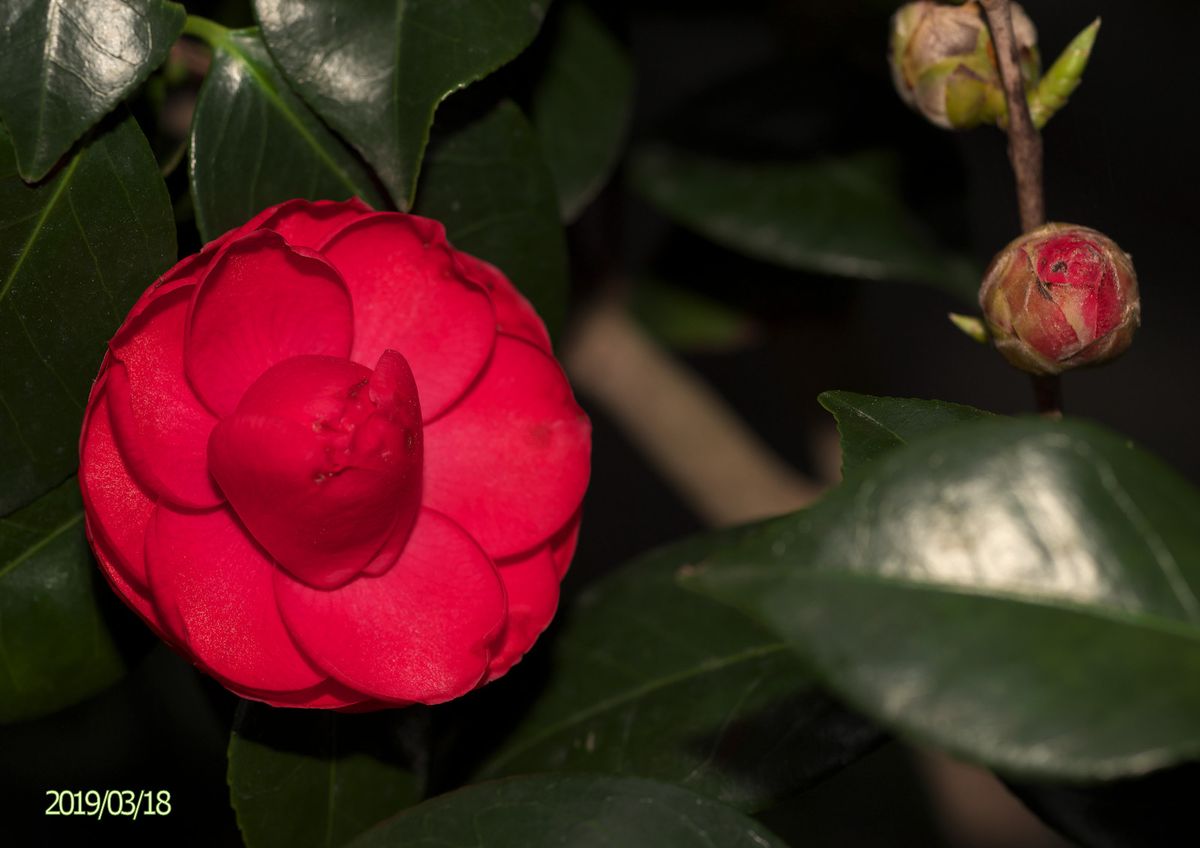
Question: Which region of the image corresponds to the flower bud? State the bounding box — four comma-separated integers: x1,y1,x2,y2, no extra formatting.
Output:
979,223,1140,375
890,1,1039,130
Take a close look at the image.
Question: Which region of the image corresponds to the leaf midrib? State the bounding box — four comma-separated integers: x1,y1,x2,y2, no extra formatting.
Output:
786,566,1200,644
0,154,82,307
478,642,788,776
0,510,83,581
218,33,368,199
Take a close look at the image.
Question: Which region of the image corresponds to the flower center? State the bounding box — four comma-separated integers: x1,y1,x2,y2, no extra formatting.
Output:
208,351,423,589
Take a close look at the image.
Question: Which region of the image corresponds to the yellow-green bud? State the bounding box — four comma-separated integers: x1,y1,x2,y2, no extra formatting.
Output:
890,1,1039,130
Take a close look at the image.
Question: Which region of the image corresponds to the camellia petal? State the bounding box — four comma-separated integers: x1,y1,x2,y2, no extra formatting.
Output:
453,252,553,353
144,505,326,694
275,509,506,704
107,286,222,508
78,376,154,588
252,197,375,249
208,353,423,589
319,214,496,420
424,334,591,558
487,545,560,681
549,509,583,579
186,230,355,416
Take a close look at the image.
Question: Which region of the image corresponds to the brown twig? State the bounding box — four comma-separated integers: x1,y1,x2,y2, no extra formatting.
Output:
563,297,822,526
980,0,1060,416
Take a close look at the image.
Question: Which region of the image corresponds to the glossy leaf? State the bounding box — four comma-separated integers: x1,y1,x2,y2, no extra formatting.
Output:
254,0,549,209
688,417,1200,780
629,147,979,300
344,775,789,848
532,1,634,221
474,526,879,810
0,477,126,723
415,101,568,338
228,702,428,848
818,390,992,478
0,0,185,181
0,114,176,515
190,29,386,242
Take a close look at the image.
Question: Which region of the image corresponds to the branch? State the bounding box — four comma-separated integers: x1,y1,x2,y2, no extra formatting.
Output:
563,299,823,526
981,0,1060,416
981,0,1045,233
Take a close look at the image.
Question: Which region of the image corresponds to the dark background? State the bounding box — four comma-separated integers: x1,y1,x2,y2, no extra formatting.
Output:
3,1,1196,845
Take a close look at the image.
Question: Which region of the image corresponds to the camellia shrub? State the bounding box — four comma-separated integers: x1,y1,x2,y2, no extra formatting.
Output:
2,1,1198,846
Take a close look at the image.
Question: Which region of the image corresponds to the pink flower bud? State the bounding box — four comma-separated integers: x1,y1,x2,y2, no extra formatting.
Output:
979,223,1140,375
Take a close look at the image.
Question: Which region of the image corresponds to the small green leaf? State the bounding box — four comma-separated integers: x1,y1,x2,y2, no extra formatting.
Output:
0,113,176,515
818,390,992,478
1029,19,1100,129
229,702,428,848
189,28,387,242
344,775,790,848
532,1,634,221
254,0,549,209
0,0,186,180
0,477,126,723
689,417,1200,780
629,147,979,301
415,101,568,338
473,526,879,810
948,312,989,344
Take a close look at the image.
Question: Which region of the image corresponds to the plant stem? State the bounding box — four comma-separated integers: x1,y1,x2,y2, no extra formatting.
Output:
980,0,1061,416
980,0,1044,233
181,15,229,49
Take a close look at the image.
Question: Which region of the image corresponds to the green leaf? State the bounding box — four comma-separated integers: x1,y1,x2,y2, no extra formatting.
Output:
0,0,186,181
344,775,790,848
688,417,1200,780
629,147,979,301
631,279,755,352
473,526,879,810
228,702,428,848
0,113,176,515
415,101,568,338
189,28,387,242
254,0,549,209
0,477,126,723
532,1,634,221
818,390,993,478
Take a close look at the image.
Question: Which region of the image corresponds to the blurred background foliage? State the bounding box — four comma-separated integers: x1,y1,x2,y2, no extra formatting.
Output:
4,0,1199,845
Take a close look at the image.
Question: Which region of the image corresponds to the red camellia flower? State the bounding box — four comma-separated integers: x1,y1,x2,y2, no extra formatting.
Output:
979,223,1140,375
78,199,591,709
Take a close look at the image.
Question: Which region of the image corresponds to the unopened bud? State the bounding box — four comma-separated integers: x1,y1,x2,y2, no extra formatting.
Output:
979,224,1140,375
890,1,1038,130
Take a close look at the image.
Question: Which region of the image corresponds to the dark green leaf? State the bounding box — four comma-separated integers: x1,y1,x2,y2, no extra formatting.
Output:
228,702,429,848
415,101,568,338
629,147,978,300
344,775,790,848
688,417,1200,780
0,477,126,723
474,526,879,810
189,28,387,242
0,0,186,181
532,1,634,221
632,278,755,352
0,113,176,515
254,0,548,209
818,390,993,478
